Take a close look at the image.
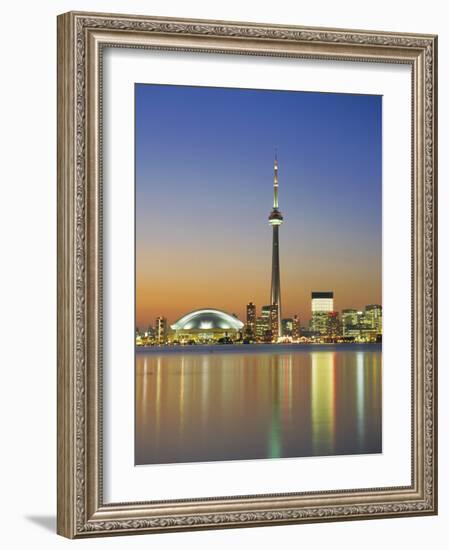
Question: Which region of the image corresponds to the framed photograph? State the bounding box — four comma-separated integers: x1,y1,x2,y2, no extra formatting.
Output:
57,11,438,538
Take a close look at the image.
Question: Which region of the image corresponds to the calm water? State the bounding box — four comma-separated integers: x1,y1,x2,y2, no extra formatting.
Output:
135,344,382,465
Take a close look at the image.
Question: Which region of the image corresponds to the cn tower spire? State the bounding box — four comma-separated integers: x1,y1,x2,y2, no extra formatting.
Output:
268,151,284,340
273,150,279,208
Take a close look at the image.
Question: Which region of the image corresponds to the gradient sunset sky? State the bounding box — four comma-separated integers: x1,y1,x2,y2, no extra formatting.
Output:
135,84,382,329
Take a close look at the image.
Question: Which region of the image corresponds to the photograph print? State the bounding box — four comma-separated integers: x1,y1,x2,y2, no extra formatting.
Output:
135,83,382,466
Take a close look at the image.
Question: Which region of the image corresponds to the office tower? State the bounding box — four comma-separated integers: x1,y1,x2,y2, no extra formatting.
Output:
311,291,334,313
261,305,274,342
341,309,358,336
155,316,167,344
327,311,341,338
246,302,256,339
310,291,334,335
281,318,294,337
269,305,279,342
365,304,382,335
292,314,300,340
255,316,266,342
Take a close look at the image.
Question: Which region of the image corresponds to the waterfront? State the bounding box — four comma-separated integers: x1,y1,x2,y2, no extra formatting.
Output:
135,344,382,465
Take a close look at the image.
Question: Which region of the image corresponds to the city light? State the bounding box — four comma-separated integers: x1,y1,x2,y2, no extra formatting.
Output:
136,299,382,347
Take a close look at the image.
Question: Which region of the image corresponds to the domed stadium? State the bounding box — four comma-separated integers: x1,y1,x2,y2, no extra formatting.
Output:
170,309,244,344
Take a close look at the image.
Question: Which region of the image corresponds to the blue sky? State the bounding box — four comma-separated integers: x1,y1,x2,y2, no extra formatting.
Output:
135,83,382,326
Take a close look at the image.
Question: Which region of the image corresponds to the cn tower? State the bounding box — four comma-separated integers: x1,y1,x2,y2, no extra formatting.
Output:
268,153,283,339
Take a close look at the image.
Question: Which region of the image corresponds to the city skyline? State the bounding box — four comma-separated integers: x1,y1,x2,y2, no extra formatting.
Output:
136,296,382,346
136,84,382,328
137,295,382,334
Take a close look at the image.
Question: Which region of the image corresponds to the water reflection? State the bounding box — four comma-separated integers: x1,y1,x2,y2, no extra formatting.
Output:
135,344,382,465
311,352,335,455
356,352,365,447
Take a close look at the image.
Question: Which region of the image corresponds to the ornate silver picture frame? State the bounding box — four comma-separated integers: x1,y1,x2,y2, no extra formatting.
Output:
57,11,437,538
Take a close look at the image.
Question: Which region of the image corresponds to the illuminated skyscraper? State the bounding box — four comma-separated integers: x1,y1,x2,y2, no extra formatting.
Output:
255,316,267,342
365,304,382,335
292,314,301,340
155,316,167,344
327,311,341,338
260,305,274,342
268,153,284,339
269,305,279,341
245,302,256,340
341,309,358,336
311,291,334,313
281,318,294,337
310,292,334,335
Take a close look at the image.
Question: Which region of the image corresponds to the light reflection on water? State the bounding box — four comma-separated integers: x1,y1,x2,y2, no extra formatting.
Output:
135,344,382,465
